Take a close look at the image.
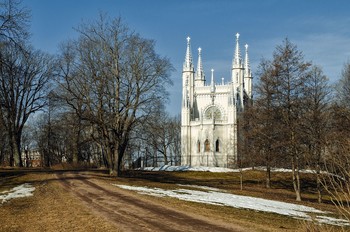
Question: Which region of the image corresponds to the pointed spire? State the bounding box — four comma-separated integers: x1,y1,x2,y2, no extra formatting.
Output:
184,36,193,70
233,33,242,68
210,69,215,93
244,44,251,76
196,47,204,80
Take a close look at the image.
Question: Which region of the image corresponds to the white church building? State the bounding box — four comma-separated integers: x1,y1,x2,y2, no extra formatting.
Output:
181,33,252,168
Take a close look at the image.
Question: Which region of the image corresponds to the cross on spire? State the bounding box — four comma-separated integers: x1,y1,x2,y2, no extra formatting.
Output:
196,47,204,81
233,32,242,67
184,36,193,70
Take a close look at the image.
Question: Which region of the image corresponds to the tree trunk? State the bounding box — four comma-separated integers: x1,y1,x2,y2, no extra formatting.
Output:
116,141,128,177
72,142,79,165
106,146,115,175
266,163,271,189
240,168,243,190
292,155,301,201
72,117,82,165
164,147,168,165
316,164,322,203
113,148,120,176
11,132,22,167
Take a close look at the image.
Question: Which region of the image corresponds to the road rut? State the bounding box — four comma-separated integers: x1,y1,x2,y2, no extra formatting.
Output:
56,172,246,232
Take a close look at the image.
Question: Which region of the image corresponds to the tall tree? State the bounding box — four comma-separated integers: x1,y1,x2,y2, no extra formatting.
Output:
271,39,311,201
302,65,330,203
57,15,173,176
247,59,282,188
324,104,350,220
337,61,350,108
0,44,54,166
0,0,32,166
258,39,311,201
322,62,350,220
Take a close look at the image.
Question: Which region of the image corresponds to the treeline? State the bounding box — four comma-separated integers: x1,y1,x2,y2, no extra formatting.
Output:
0,0,180,175
239,38,350,220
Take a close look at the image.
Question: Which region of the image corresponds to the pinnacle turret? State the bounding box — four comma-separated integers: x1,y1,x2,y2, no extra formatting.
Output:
232,33,242,68
210,69,215,93
183,36,193,71
244,44,251,77
244,44,253,99
196,47,204,80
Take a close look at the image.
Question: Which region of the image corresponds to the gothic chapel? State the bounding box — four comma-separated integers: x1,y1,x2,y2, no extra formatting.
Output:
181,33,252,168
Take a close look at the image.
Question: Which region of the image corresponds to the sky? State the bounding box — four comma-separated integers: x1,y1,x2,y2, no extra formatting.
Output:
24,0,350,115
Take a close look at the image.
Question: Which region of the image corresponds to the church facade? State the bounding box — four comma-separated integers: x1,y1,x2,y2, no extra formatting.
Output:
181,33,252,168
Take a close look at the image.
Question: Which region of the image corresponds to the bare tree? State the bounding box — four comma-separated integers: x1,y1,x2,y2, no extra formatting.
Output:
247,45,311,193
57,15,173,176
0,0,32,166
0,118,8,165
302,65,331,203
268,39,311,201
324,104,350,221
0,0,30,47
0,44,54,166
168,115,181,166
247,59,282,188
337,61,350,108
322,62,350,220
143,110,181,166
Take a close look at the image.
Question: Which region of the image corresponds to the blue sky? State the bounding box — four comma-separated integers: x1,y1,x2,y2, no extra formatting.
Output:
25,0,350,115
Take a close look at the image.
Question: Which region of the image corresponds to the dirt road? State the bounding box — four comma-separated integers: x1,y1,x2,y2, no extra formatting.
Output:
56,172,246,232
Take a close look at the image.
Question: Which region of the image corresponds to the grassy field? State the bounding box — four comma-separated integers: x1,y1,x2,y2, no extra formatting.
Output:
0,167,347,231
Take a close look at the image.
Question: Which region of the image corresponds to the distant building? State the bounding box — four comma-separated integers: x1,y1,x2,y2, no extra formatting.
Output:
22,148,41,167
181,33,252,168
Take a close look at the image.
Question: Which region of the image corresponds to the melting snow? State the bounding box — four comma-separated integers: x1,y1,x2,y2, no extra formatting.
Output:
177,184,222,192
140,165,322,174
114,184,350,227
0,183,35,204
141,165,249,172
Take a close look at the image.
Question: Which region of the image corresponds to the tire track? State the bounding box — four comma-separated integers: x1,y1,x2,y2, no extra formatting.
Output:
56,172,244,232
57,173,159,231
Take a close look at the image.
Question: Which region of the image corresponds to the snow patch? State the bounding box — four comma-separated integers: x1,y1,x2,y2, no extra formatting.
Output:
177,184,223,192
114,184,349,227
0,183,35,204
139,165,323,174
141,165,248,173
315,215,350,226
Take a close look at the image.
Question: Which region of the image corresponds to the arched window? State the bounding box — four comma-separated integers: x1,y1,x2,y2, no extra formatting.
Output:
197,141,200,153
205,106,221,120
204,139,210,152
215,139,220,152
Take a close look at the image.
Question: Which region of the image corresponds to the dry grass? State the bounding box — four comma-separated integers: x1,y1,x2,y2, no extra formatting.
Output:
0,171,119,232
119,169,347,231
0,168,348,231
